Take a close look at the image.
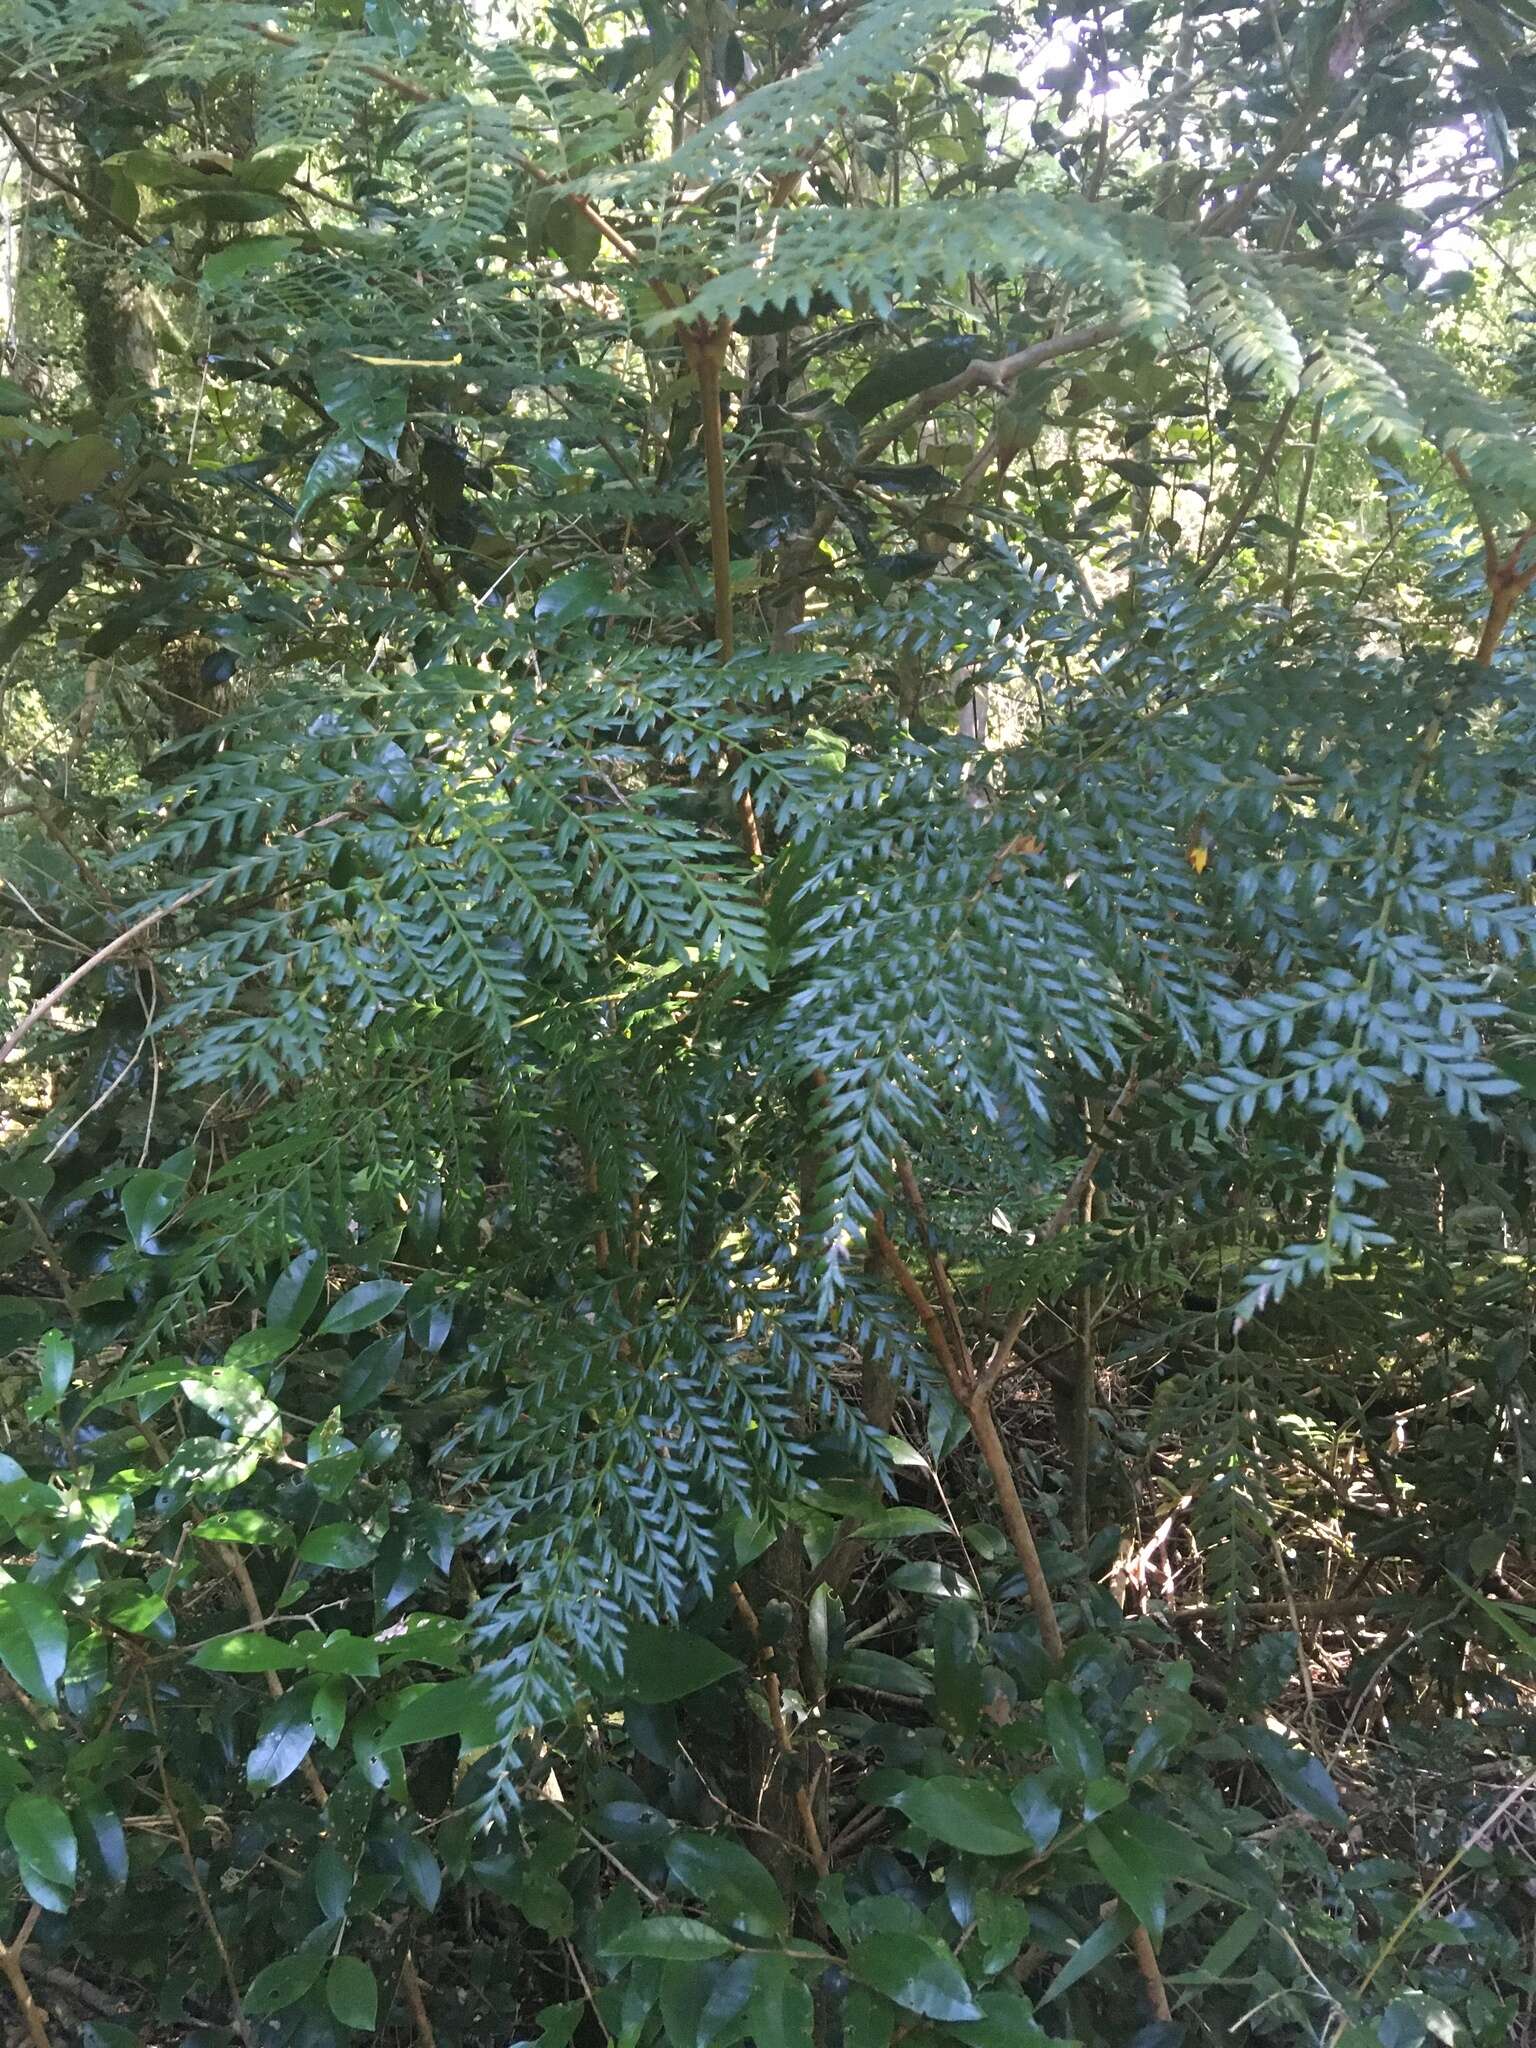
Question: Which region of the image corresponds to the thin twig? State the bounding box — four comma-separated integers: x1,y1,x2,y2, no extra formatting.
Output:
974,1072,1141,1404
729,1581,830,1874
1195,391,1300,584
0,882,212,1070
894,1151,972,1377
687,322,764,860
0,1907,52,2048
211,1543,330,1811
1,807,355,1071
147,1695,252,2046
857,319,1122,466
0,113,148,246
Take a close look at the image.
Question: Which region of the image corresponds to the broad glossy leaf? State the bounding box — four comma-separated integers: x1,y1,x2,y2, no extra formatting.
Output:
298,1522,379,1570
396,1832,442,1911
1010,1776,1063,1854
268,1248,327,1329
974,1893,1031,1975
318,1277,410,1336
885,1776,1031,1856
314,1843,353,1921
7,1794,76,1911
379,1676,498,1749
844,1986,895,2048
619,1624,741,1704
295,436,364,521
77,1798,128,1888
247,1691,317,1789
748,1957,813,2048
836,1648,933,1698
533,565,611,626
313,1674,347,1747
666,1829,788,1936
194,1632,308,1673
245,1948,326,2015
1086,1813,1168,1935
326,1955,379,2030
1038,1903,1135,2006
0,1580,67,1702
223,1325,301,1372
202,235,296,289
122,1167,184,1252
34,1330,73,1416
950,1983,1061,2047
849,1933,982,2023
604,1916,736,1961
1240,1725,1348,1829
309,1630,380,1678
192,1509,292,1548
658,1954,734,2048
932,1598,983,1738
313,361,407,465
42,434,116,504
1041,1682,1105,1781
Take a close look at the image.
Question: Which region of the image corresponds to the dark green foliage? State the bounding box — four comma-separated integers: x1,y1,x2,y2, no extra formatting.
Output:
6,0,1536,2039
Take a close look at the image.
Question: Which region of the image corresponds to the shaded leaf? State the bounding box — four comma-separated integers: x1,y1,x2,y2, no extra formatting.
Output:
1240,1725,1348,1829
327,1956,379,2031
318,1277,410,1336
849,1932,982,2023
7,1794,76,1912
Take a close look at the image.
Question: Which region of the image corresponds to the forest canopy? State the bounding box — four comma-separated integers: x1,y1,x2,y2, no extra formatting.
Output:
4,0,1536,2041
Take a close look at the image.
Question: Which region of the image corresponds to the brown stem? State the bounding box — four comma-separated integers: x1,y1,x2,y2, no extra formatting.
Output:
963,1397,1065,1664
1475,584,1518,665
688,324,763,860
857,319,1122,466
1446,450,1536,663
1130,1923,1172,2022
868,1213,968,1402
0,1909,53,2048
0,114,148,246
894,1152,972,1376
16,1199,79,1321
400,1952,439,2048
1068,1178,1096,1553
868,1215,1063,1662
691,328,735,659
214,1544,329,1810
1282,407,1322,611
